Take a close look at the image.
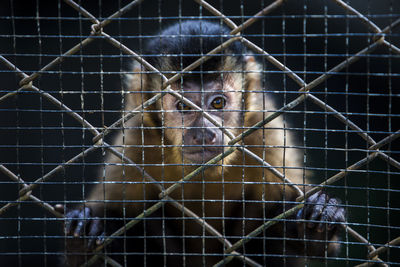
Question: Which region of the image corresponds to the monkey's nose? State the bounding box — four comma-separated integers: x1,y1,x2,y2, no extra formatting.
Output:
193,130,217,145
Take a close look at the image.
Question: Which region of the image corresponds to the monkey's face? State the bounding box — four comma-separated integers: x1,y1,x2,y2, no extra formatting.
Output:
161,76,243,164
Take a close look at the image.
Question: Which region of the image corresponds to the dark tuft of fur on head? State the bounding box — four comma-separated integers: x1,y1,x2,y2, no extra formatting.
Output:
144,20,245,72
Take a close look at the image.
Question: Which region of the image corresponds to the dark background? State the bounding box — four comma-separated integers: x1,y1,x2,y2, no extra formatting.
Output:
0,0,399,266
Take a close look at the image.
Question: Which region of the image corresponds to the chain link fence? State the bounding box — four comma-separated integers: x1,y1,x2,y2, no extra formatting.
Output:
0,0,399,266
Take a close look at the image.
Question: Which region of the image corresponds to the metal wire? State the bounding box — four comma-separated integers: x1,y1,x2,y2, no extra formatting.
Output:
0,0,399,266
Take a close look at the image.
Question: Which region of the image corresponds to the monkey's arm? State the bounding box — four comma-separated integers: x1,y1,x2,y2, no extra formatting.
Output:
64,127,159,246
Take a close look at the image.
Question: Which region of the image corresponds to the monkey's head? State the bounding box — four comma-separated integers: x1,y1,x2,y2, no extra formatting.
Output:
127,21,262,165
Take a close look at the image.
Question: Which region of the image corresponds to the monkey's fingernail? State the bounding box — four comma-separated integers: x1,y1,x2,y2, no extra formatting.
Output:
246,55,255,62
54,204,64,213
96,237,104,245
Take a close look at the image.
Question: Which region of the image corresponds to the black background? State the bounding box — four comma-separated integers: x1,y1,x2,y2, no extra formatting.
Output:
0,0,399,266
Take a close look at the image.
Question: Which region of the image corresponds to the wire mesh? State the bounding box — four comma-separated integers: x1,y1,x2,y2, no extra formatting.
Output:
0,0,399,266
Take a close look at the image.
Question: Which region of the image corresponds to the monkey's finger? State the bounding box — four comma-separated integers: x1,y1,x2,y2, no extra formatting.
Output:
306,193,330,229
87,237,95,248
328,206,346,230
296,207,305,220
320,208,346,234
305,191,322,204
88,223,104,248
87,219,103,248
73,207,91,237
88,219,102,237
96,232,106,246
333,207,346,223
316,198,341,232
65,209,81,234
308,193,326,219
73,220,87,237
296,192,322,223
316,217,339,233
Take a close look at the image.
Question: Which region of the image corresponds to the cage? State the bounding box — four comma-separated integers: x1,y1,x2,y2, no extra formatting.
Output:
0,0,399,266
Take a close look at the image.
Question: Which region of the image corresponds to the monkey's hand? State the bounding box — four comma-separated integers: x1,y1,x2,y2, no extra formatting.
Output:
296,191,346,256
65,206,105,248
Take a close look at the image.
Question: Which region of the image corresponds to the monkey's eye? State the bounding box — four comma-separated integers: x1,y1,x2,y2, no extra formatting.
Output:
177,101,191,111
211,97,226,109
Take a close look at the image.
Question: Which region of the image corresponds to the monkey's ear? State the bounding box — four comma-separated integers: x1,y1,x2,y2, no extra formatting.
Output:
125,61,148,108
244,55,261,92
243,55,262,112
126,61,147,92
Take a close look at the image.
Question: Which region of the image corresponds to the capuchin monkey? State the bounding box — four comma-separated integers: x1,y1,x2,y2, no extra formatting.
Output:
63,21,345,266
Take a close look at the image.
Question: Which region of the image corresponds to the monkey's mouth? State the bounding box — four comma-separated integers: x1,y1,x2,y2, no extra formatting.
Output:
182,147,224,163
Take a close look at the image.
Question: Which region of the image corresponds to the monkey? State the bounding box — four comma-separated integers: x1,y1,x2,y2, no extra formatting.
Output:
63,20,345,266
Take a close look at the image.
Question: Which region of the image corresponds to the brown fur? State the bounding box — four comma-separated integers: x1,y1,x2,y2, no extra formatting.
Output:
76,56,303,264
65,52,343,266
